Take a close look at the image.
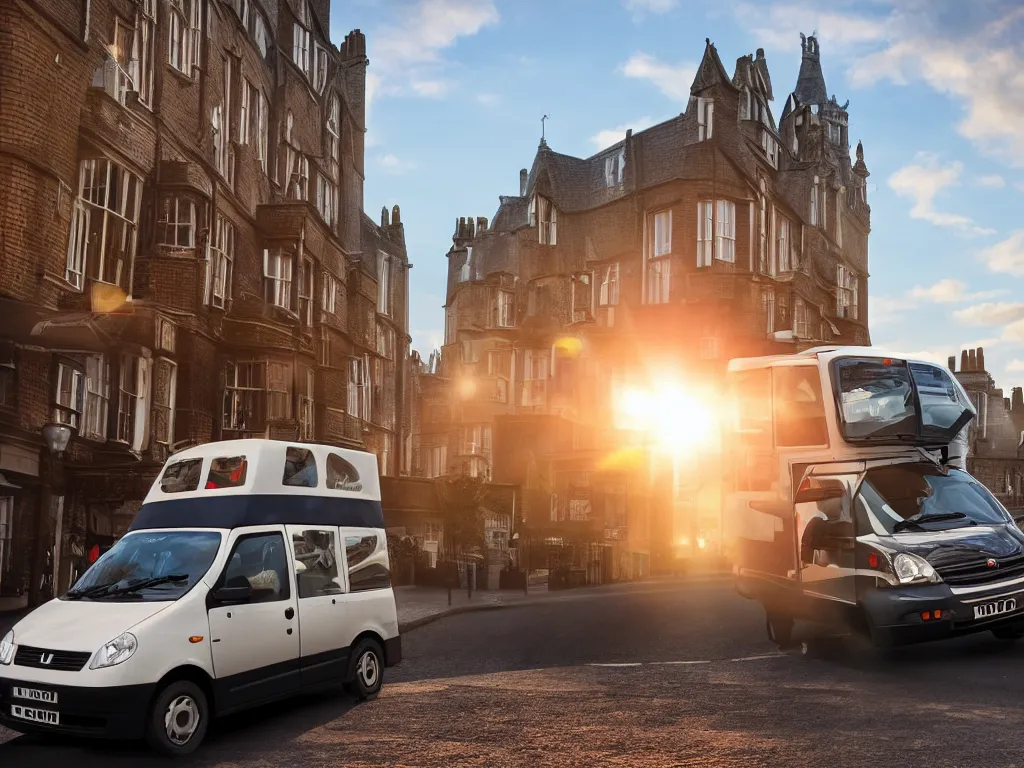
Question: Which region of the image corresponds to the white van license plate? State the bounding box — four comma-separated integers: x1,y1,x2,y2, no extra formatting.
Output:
12,687,57,705
11,705,59,725
974,598,1017,620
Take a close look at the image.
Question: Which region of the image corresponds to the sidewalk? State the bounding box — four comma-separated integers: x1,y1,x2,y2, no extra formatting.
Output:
395,584,553,632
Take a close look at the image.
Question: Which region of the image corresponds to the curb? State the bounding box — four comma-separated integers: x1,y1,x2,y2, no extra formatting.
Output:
397,572,733,633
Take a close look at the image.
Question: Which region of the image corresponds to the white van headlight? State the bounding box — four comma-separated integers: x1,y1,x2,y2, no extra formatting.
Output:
0,631,14,665
90,632,138,669
893,553,941,585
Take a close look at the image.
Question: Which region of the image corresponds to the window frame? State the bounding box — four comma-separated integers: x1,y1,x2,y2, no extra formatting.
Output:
263,248,295,312
157,196,196,249
207,214,235,309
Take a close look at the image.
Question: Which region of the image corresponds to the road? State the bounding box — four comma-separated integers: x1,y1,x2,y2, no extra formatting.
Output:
4,578,1024,767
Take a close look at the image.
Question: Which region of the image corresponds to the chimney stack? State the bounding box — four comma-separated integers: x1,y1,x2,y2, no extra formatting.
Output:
520,169,528,196
968,349,977,371
1012,387,1023,412
948,355,956,372
476,216,488,233
961,349,969,371
977,347,986,372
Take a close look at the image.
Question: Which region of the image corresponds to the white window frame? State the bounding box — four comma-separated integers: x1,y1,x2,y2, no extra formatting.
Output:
793,297,809,338
287,150,309,200
157,197,196,249
82,355,110,441
207,215,234,309
316,174,335,227
837,263,859,320
646,210,671,304
810,178,820,227
377,253,391,315
169,0,201,76
292,23,311,77
153,358,177,447
698,97,714,141
299,256,314,326
116,354,148,449
598,264,619,307
239,76,252,145
111,17,133,106
322,272,337,314
327,96,341,180
256,87,269,173
697,200,736,266
130,0,157,107
776,215,792,272
64,157,142,292
536,196,557,245
54,361,84,428
223,360,294,432
264,248,294,312
763,289,776,335
314,44,328,93
496,290,514,328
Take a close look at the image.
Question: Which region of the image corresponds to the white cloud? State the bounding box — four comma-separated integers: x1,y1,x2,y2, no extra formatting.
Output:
620,53,696,103
368,0,499,103
1007,359,1024,372
908,279,1004,304
975,174,1007,189
738,3,888,54
590,116,662,150
623,0,677,16
476,93,500,106
888,153,995,234
870,295,910,326
980,231,1024,275
377,154,417,175
954,302,1024,326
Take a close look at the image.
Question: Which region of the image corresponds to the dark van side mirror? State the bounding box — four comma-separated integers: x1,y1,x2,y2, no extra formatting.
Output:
211,582,252,604
795,478,845,505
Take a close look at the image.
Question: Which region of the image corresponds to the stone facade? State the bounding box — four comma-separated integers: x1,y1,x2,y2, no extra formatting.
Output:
0,0,410,611
950,347,1024,516
412,35,871,577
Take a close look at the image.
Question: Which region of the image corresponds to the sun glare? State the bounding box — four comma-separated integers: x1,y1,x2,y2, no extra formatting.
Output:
616,381,718,451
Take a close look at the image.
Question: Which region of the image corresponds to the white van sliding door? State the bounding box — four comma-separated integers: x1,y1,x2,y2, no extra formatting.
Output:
208,527,301,712
286,525,347,687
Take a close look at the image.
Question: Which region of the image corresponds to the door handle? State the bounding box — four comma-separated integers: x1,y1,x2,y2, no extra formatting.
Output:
285,607,295,620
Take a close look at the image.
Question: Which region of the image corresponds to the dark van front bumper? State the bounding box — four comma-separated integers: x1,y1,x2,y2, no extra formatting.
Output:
0,676,154,740
863,580,1024,646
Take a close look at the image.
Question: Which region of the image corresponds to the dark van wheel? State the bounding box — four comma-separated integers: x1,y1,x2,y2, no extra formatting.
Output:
992,625,1024,641
766,611,794,648
344,638,384,700
145,680,209,757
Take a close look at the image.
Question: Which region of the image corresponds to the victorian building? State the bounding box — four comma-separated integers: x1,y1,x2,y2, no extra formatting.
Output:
0,0,410,612
412,34,871,578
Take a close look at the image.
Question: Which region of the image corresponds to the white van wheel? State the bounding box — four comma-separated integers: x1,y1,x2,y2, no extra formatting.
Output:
145,680,209,756
345,639,384,700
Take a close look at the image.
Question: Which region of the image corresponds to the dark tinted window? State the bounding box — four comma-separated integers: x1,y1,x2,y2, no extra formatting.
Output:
291,529,342,598
207,456,248,489
160,459,203,493
283,447,318,487
858,463,1008,534
345,534,391,591
832,358,916,440
221,533,290,602
327,453,361,489
773,366,828,447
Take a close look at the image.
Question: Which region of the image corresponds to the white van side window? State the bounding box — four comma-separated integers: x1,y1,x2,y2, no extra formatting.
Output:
221,533,290,602
344,534,390,591
160,459,203,493
283,447,318,487
327,453,362,490
207,456,248,489
290,529,343,597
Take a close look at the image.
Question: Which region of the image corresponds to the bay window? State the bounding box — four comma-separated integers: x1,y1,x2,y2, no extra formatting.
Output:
299,257,314,325
117,355,145,445
157,197,196,249
53,359,85,429
837,263,859,319
263,248,294,311
646,210,671,304
207,215,235,308
65,157,142,291
223,360,293,432
169,0,202,76
82,356,111,441
697,200,736,266
129,0,156,107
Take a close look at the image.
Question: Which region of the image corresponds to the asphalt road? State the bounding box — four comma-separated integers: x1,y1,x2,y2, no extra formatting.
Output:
4,578,1024,767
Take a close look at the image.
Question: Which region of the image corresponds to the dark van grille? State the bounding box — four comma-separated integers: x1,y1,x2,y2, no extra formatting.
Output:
14,645,92,672
933,553,1024,586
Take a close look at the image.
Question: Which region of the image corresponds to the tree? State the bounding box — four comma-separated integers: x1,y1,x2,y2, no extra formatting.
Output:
436,475,487,560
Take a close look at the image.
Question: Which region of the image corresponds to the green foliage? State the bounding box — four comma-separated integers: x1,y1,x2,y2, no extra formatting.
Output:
437,475,487,558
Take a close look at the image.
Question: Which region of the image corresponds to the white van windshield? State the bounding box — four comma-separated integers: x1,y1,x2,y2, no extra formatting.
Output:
65,530,222,601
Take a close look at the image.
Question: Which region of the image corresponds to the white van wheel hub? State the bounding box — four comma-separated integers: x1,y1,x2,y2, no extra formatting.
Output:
358,650,379,688
164,694,201,745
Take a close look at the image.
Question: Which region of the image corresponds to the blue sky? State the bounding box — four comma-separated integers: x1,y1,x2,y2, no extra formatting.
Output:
332,0,1024,390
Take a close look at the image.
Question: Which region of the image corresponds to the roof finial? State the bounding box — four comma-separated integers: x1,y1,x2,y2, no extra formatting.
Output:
541,114,549,144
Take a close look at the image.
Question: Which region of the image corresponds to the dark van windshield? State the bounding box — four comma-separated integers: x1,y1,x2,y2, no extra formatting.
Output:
857,463,1009,534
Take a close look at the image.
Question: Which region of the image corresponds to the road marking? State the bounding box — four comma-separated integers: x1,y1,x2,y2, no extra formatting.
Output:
729,654,784,662
651,660,712,665
587,663,643,667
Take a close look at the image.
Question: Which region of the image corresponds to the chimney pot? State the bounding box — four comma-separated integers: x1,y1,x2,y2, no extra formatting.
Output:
969,349,977,371
961,350,969,371
519,169,528,197
978,347,986,371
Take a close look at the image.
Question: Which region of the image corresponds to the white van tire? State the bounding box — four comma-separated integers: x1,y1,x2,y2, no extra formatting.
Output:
344,638,384,700
145,679,209,756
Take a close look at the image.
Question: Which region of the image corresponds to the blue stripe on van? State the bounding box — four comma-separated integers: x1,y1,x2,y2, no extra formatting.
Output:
129,494,385,531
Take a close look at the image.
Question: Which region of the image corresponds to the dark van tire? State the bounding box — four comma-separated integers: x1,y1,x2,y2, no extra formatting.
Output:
344,638,384,701
992,625,1024,641
145,679,209,757
766,611,794,648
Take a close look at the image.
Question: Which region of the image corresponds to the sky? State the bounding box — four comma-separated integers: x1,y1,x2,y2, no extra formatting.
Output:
331,0,1024,391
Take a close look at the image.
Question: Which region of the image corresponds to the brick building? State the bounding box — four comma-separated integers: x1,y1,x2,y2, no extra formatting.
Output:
412,34,871,579
950,347,1024,517
0,0,411,613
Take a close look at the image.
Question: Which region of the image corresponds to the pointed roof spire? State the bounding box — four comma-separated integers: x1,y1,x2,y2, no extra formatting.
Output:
690,38,736,96
794,33,828,106
853,140,869,178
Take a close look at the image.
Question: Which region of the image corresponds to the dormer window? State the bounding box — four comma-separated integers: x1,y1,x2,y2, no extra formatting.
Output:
697,98,714,141
534,196,557,245
604,149,626,188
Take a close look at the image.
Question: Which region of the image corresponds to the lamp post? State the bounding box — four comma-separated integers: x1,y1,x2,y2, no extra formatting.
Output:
31,422,73,606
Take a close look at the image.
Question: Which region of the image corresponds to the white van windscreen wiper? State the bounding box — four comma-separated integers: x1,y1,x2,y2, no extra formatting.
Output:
893,512,970,533
67,574,189,600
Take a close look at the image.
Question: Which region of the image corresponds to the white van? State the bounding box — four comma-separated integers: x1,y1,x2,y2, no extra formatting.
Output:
0,439,401,755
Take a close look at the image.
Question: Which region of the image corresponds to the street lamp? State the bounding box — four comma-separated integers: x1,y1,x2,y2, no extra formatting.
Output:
32,422,75,605
42,422,73,457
